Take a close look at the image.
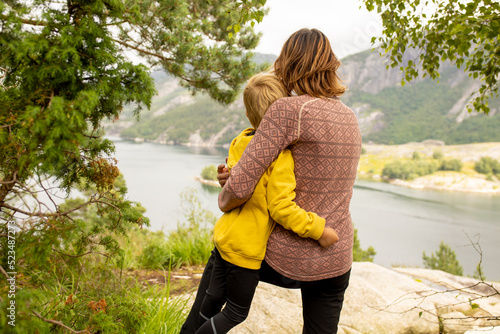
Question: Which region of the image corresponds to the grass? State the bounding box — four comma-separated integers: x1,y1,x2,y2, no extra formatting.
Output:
118,189,216,270
139,274,190,334
357,153,388,176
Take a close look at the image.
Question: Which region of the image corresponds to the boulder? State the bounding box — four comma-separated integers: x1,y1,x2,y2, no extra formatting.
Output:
337,262,438,334
465,327,500,334
394,267,500,333
183,262,500,333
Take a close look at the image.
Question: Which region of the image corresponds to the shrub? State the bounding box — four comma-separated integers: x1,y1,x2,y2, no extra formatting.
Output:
382,160,414,180
414,160,438,176
0,174,153,332
432,150,444,160
439,159,463,172
423,241,463,276
474,156,500,175
412,151,424,160
139,244,170,269
166,226,213,268
382,160,437,180
0,255,153,333
353,228,376,262
201,165,218,181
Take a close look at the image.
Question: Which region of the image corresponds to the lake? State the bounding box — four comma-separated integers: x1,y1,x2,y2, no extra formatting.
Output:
112,139,500,280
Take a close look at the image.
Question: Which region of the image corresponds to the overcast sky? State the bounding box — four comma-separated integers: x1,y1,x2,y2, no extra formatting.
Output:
252,0,382,59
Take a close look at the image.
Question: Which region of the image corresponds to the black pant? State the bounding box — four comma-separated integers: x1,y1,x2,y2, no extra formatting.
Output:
195,248,259,334
180,248,351,334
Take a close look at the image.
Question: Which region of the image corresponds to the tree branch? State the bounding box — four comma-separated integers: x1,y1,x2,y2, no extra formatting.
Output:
51,248,110,258
19,18,47,26
0,265,10,279
0,172,18,206
1,194,105,218
111,38,174,62
0,15,47,26
31,311,88,334
37,174,59,213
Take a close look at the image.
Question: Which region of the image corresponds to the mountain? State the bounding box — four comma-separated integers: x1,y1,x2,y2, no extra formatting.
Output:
340,49,500,144
108,51,500,146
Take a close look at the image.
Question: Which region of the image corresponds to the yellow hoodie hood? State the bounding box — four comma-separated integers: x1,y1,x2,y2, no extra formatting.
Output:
227,128,255,171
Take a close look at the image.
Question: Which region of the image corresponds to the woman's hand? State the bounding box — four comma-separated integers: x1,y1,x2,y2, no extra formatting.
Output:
318,227,339,248
217,158,229,187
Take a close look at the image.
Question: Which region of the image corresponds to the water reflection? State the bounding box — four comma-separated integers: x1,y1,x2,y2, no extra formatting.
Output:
201,183,222,195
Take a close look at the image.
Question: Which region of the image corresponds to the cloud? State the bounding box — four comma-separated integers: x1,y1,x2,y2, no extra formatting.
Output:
253,0,382,59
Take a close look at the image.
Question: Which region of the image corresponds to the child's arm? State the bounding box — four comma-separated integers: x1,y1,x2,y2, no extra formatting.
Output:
266,149,338,248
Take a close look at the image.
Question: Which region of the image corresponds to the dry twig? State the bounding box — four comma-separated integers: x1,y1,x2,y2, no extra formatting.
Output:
32,311,88,334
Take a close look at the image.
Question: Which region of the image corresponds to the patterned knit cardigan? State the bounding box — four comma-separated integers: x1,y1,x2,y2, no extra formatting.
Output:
219,95,362,281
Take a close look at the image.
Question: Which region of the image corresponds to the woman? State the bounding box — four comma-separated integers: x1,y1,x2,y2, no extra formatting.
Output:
181,28,361,334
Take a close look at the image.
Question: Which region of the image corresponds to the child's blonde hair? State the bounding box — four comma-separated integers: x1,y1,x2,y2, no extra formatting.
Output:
243,73,289,129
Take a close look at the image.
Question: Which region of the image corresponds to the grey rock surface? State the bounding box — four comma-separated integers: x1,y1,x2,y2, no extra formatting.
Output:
184,262,500,333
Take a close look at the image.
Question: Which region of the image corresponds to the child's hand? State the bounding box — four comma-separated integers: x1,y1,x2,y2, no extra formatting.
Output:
318,227,339,248
217,160,229,187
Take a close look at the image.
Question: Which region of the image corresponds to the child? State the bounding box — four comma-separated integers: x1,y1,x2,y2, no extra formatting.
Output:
195,73,339,334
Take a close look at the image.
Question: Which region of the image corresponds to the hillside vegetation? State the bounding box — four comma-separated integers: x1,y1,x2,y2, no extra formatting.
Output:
358,142,500,194
342,66,500,144
111,50,500,146
120,95,247,146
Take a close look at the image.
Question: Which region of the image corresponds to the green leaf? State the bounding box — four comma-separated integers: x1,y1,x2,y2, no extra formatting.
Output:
364,0,497,113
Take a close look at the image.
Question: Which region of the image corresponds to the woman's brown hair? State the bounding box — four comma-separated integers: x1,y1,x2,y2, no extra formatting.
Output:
274,28,346,98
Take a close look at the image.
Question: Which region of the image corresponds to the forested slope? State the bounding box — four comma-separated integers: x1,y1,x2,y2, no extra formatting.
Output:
112,51,500,145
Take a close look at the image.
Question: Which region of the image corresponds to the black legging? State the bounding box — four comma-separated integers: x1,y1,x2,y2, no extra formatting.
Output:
181,248,351,334
195,248,259,334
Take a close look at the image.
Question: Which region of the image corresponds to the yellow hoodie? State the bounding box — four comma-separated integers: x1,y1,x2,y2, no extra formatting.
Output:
213,128,326,270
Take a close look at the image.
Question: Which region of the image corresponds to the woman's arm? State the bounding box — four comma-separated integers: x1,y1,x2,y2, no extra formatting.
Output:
218,98,300,212
266,150,326,240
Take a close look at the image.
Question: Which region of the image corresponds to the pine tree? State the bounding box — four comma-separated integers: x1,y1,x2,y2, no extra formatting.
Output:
423,241,464,276
0,0,262,255
0,1,262,330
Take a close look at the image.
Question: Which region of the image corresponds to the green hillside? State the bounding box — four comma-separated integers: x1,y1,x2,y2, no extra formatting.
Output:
115,51,500,145
344,77,500,144
120,95,248,145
